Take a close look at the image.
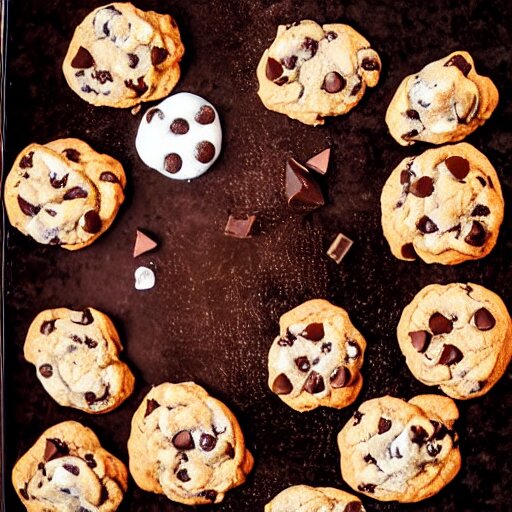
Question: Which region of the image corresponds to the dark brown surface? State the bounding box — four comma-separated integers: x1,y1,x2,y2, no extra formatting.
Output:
1,0,512,510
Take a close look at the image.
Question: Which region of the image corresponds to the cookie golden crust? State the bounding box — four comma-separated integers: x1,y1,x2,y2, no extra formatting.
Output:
63,3,184,107
257,20,381,125
268,299,366,412
4,138,126,250
397,283,512,400
337,395,461,503
24,307,135,413
386,51,498,145
127,382,254,505
380,143,504,265
12,421,128,512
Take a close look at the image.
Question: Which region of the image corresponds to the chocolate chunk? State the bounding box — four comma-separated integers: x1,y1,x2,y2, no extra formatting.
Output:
62,149,80,162
18,196,40,216
464,221,486,247
378,417,392,434
295,356,310,372
82,211,102,233
321,342,332,353
272,373,293,394
164,153,182,173
322,71,346,93
406,109,420,120
151,47,168,65
471,204,490,217
128,53,139,68
172,430,195,450
410,176,434,198
125,77,148,97
429,313,453,335
439,344,463,365
63,464,80,476
301,322,324,341
224,214,256,239
177,469,190,482
266,57,283,81
199,433,217,451
44,438,68,461
361,57,380,71
84,337,97,348
409,330,431,352
195,141,216,163
63,187,88,200
305,148,330,175
133,230,157,257
285,158,326,210
71,46,94,68
473,308,495,330
358,483,376,493
145,399,160,417
301,37,318,58
417,216,438,234
40,320,56,335
92,70,113,84
445,54,472,76
401,243,417,260
170,118,189,135
325,31,338,41
327,233,353,263
20,151,34,168
100,171,119,183
445,156,469,179
146,108,164,123
330,366,350,388
411,425,428,445
402,129,419,141
345,502,362,512
72,309,94,325
199,490,217,502
303,371,325,394
353,411,363,425
195,105,216,125
281,55,297,70
364,454,377,464
84,454,97,469
39,364,53,378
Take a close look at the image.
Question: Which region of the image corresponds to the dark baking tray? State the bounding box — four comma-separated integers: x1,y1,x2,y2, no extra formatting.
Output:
1,0,511,510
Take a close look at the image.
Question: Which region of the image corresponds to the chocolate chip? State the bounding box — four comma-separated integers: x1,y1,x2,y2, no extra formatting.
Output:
38,364,53,378
427,441,442,457
100,171,119,183
281,55,297,70
295,356,310,372
401,243,418,260
172,430,195,450
266,57,283,81
471,204,490,217
63,464,80,476
44,438,68,461
410,176,434,198
272,373,293,394
345,502,362,512
445,54,472,76
170,118,189,135
125,77,148,97
409,330,431,352
301,37,318,59
18,196,40,216
128,53,139,68
464,221,486,247
445,156,469,179
410,425,428,446
474,308,495,330
325,31,338,42
85,392,97,404
353,410,363,425
351,82,362,96
477,176,487,187
84,337,97,348
406,109,420,120
40,320,56,335
225,443,235,458
431,420,448,440
429,313,453,335
195,105,216,125
84,453,97,468
71,46,94,68
71,334,83,344
62,149,80,162
146,108,164,123
63,187,88,200
151,47,168,65
439,344,463,365
377,417,392,434
321,342,332,353
199,490,217,502
322,71,346,93
277,337,294,347
72,309,94,325
417,216,438,234
301,322,324,341
361,57,380,71
303,371,325,394
19,487,29,500
358,483,376,493
145,398,160,417
177,469,190,482
92,70,113,84
82,211,102,233
195,141,216,163
402,129,419,141
330,366,350,388
488,177,494,188
20,151,34,168
364,454,377,464
199,433,217,451
164,153,182,173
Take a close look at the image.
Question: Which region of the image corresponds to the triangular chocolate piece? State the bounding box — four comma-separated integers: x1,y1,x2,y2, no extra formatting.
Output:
285,158,325,210
306,148,330,175
133,230,157,257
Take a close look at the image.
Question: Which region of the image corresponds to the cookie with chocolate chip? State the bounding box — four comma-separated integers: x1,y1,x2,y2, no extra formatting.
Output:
12,421,128,511
398,283,512,400
63,3,184,107
256,20,381,125
386,51,498,145
265,485,365,512
268,299,366,412
24,307,134,413
337,395,461,502
127,382,253,505
136,92,222,180
4,138,126,250
380,143,504,265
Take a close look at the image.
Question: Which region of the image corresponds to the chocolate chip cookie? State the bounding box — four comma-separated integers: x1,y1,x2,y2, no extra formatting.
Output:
265,485,365,512
63,3,184,107
24,307,134,413
386,51,498,145
12,421,128,511
4,138,126,250
268,299,366,412
136,92,222,180
337,395,461,502
398,283,512,400
380,143,504,265
127,382,254,505
257,20,381,125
